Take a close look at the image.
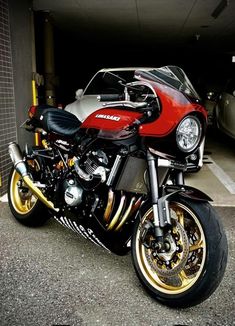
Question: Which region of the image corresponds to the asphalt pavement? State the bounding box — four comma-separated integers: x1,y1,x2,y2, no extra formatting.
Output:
0,201,234,326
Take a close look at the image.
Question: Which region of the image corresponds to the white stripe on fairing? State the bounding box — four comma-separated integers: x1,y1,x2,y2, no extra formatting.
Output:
67,218,78,233
76,223,100,246
54,216,64,226
59,217,89,241
64,216,76,232
207,156,235,195
63,217,86,240
41,212,111,250
73,222,110,250
54,215,76,233
72,221,88,239
60,216,72,230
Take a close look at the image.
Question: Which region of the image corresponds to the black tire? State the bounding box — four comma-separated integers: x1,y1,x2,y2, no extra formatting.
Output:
8,166,50,227
131,197,228,308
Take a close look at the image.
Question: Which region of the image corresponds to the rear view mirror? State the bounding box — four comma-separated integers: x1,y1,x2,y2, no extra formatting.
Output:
233,90,235,97
75,89,83,100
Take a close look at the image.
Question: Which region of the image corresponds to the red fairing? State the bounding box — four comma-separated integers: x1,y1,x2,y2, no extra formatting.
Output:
139,82,207,137
81,108,142,131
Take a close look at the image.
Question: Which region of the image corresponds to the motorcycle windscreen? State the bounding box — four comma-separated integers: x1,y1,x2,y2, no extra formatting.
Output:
135,65,201,101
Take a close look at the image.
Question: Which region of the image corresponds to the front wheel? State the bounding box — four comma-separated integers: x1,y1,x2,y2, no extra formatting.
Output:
131,198,228,308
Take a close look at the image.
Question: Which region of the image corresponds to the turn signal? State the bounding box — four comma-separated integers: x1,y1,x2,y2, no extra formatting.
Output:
28,105,37,118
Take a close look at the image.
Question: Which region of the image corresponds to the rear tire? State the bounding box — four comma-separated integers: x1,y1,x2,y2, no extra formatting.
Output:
8,166,50,227
131,197,228,308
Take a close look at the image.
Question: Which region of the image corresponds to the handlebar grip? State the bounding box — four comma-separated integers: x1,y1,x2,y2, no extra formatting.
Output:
97,94,122,102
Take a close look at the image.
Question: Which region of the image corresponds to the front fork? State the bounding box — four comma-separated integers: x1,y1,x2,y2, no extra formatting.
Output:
146,150,183,251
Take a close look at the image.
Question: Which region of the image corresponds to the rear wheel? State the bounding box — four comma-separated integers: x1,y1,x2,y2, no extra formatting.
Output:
8,162,50,227
131,197,228,307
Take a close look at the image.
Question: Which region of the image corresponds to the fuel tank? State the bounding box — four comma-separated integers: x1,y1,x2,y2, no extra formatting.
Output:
80,108,142,139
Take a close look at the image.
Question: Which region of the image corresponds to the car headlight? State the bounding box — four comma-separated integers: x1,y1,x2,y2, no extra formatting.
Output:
176,116,202,153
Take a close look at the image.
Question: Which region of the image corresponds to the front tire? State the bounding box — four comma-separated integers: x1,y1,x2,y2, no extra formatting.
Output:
8,166,50,227
131,197,228,307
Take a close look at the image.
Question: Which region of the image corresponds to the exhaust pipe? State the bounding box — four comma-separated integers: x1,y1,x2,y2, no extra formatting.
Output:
8,142,59,212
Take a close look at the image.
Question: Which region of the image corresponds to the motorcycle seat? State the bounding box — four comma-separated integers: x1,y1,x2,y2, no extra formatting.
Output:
38,108,81,137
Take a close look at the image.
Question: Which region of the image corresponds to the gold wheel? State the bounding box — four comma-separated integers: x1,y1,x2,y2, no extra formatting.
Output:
135,202,206,295
10,166,38,215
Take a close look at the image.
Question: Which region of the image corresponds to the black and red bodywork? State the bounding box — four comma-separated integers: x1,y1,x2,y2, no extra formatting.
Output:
80,79,207,158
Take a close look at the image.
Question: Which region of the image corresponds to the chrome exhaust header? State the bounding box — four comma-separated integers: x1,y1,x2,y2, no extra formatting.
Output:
8,142,59,212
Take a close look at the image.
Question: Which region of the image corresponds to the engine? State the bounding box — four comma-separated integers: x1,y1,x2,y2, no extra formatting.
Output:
61,149,110,208
83,149,109,182
73,149,110,184
39,143,144,230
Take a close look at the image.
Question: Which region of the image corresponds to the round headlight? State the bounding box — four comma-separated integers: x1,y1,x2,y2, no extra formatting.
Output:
176,116,202,153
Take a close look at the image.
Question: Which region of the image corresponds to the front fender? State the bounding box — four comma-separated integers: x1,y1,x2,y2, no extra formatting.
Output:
157,185,212,227
137,185,212,228
164,184,213,202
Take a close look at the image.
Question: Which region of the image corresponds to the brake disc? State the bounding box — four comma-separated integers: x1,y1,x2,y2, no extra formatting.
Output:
145,221,189,277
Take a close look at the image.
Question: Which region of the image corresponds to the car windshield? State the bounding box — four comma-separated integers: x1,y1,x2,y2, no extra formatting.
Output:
85,71,136,95
135,66,201,101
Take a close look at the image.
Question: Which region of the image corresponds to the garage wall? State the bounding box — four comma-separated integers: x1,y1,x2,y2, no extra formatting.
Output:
0,0,33,196
0,0,17,196
8,0,33,148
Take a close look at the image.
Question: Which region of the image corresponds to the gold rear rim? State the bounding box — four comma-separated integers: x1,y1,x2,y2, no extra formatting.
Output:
135,202,206,294
10,169,38,215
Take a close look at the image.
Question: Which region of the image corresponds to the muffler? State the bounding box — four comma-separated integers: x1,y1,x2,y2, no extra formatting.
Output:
8,142,59,212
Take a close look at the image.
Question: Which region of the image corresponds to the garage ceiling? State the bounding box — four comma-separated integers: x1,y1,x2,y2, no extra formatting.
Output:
33,0,235,53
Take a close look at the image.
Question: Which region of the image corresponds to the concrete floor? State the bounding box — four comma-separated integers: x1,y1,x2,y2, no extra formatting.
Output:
186,127,235,207
0,201,234,326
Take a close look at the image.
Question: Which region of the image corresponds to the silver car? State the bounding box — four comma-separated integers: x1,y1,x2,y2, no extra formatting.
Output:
65,67,156,121
215,78,235,139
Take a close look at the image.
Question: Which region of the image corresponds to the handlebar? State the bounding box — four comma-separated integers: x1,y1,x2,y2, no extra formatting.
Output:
101,100,147,110
97,84,160,126
97,94,124,102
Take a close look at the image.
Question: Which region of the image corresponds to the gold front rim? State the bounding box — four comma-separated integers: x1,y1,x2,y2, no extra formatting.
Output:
136,202,206,294
10,169,38,215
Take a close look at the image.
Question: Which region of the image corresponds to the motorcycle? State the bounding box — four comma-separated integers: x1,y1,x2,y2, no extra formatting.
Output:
8,66,227,307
